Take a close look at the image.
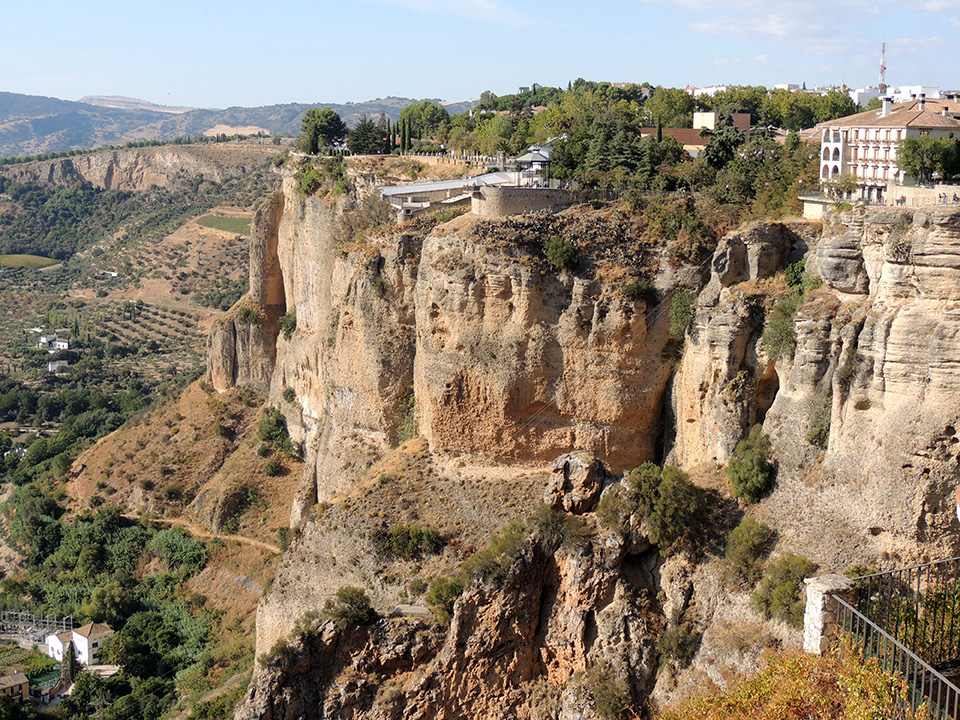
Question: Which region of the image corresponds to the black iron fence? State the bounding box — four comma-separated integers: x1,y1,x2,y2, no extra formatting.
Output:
853,558,960,667
835,596,960,718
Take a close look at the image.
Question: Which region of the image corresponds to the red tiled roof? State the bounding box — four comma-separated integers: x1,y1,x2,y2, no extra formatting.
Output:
817,98,960,130
73,622,113,640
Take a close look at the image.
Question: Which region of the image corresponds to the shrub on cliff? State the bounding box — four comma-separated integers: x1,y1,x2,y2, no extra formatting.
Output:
751,552,816,628
280,308,297,340
600,463,705,553
370,523,443,560
461,518,528,584
669,291,693,336
323,586,377,630
258,407,295,456
762,292,805,357
724,516,775,586
544,236,579,271
806,396,831,449
622,279,658,305
580,660,631,720
658,609,702,669
645,466,705,551
425,576,464,627
726,425,775,503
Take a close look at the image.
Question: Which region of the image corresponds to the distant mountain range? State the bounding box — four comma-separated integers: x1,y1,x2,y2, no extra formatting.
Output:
0,92,478,158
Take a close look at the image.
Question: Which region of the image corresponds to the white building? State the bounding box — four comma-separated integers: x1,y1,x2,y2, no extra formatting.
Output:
46,630,74,662
816,96,960,202
72,622,114,665
46,622,114,665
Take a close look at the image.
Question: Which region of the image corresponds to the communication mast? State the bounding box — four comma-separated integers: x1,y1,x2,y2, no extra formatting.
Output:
878,42,887,94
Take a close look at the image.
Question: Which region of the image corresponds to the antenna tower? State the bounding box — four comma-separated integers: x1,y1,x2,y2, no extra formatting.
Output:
879,42,887,94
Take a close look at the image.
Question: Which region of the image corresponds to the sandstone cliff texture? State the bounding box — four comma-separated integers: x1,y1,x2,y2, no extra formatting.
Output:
2,143,277,191
215,160,960,719
212,167,677,526
671,208,960,568
238,462,662,720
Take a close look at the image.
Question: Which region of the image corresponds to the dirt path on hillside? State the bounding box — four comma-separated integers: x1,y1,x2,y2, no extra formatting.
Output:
126,514,282,554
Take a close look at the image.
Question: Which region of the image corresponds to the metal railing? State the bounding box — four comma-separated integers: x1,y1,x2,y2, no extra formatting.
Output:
853,558,960,667
835,596,960,718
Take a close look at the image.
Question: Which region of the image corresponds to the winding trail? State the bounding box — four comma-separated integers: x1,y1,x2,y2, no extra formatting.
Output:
123,514,282,554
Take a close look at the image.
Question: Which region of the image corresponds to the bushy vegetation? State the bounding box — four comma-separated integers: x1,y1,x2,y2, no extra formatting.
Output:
280,308,297,340
806,395,832,449
621,279,657,304
529,503,586,549
751,552,817,628
323,586,377,630
669,291,693,337
597,463,705,553
461,518,529,584
257,407,300,457
580,660,632,720
659,647,919,720
724,516,775,586
726,425,775,503
658,610,702,669
761,293,805,358
370,523,443,559
424,576,465,627
544,236,579,271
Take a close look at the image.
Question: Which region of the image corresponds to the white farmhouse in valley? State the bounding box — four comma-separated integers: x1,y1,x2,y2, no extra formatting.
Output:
45,622,114,665
46,630,74,662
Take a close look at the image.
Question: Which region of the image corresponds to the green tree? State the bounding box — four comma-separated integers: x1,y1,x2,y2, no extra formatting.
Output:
299,107,347,154
323,586,377,630
897,135,957,184
645,87,695,128
399,101,450,139
726,425,775,503
751,552,817,628
348,115,386,155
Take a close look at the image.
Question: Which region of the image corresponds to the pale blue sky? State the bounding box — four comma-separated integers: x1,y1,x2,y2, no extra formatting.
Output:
3,0,958,108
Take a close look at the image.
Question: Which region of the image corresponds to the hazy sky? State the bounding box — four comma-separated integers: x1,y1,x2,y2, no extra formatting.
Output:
4,0,958,108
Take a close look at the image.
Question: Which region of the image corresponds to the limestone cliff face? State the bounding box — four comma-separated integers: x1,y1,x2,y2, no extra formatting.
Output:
212,168,675,525
672,209,960,567
215,160,960,718
2,143,276,191
238,517,661,720
413,232,672,470
208,193,286,395
766,208,960,561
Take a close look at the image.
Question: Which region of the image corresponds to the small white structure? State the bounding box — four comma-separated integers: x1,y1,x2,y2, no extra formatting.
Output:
47,361,69,374
52,340,69,351
72,622,113,665
46,629,73,662
37,335,56,349
46,622,114,665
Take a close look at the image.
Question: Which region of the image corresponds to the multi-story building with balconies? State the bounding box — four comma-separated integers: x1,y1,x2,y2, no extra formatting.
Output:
816,95,960,202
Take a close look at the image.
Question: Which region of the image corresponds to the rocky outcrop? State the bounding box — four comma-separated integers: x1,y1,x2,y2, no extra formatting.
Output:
207,195,286,395
238,521,662,720
763,208,960,563
673,208,960,567
670,221,804,466
2,143,277,191
214,165,676,523
543,452,615,514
